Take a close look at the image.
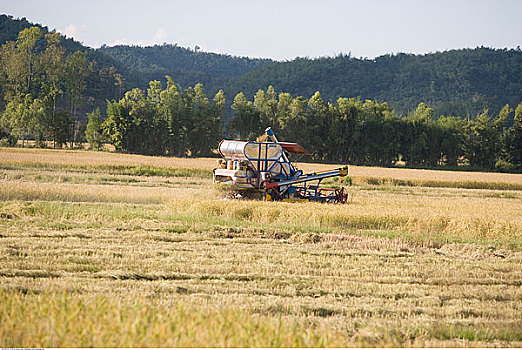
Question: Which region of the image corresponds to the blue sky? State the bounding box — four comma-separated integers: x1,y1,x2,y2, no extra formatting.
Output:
2,0,521,60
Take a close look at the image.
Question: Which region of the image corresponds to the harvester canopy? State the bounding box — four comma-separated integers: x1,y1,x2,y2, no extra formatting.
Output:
278,142,309,155
219,140,283,160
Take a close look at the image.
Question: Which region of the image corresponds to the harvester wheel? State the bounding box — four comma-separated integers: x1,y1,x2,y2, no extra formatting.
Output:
335,187,348,204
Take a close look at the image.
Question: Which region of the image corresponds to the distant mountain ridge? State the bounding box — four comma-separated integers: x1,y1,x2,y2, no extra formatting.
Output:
224,48,522,117
1,14,521,118
97,44,273,97
98,44,272,78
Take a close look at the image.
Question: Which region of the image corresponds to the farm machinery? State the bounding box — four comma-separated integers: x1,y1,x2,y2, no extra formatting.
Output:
213,127,349,203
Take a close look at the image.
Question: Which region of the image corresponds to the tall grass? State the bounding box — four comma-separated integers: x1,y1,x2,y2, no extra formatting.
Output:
0,292,350,347
166,195,522,249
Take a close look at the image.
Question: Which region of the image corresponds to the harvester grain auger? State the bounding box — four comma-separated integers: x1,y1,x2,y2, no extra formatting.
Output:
213,127,349,203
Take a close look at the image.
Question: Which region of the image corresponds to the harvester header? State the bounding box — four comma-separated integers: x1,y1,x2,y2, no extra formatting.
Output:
213,127,349,203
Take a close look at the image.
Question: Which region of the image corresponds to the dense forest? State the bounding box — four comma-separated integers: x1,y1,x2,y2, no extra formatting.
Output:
225,49,522,118
98,44,522,120
0,15,129,117
96,45,272,99
227,86,522,170
0,15,521,170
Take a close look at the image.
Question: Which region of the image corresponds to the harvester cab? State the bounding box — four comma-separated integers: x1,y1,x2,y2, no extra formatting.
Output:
213,127,349,203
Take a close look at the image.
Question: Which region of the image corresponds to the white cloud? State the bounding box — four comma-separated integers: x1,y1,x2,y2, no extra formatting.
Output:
61,24,87,40
152,28,167,44
109,28,169,47
63,24,77,38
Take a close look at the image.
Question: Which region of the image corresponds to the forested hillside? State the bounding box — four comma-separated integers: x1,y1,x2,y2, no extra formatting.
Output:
225,49,522,117
0,15,126,78
0,14,129,109
99,45,522,119
97,45,272,96
98,45,272,78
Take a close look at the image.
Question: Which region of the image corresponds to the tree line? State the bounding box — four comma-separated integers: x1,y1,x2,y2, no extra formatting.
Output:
88,83,521,170
228,86,522,170
93,78,224,156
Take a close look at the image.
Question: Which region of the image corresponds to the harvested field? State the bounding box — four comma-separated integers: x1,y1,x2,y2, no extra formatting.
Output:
0,147,521,347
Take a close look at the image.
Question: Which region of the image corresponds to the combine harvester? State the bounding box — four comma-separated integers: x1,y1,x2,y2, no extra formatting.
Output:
213,127,349,203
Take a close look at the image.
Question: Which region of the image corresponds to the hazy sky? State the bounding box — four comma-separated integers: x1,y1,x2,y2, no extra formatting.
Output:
2,0,521,60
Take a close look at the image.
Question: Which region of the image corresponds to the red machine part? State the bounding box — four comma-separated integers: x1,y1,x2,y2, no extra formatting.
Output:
335,187,348,204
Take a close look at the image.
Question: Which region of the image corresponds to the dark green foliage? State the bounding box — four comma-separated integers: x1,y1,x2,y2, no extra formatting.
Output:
102,79,223,156
225,49,522,118
0,20,128,147
0,25,92,147
47,110,71,148
2,15,521,121
98,44,271,78
95,44,273,99
0,15,520,170
85,108,103,150
502,103,522,168
228,87,521,170
229,92,262,140
0,15,133,115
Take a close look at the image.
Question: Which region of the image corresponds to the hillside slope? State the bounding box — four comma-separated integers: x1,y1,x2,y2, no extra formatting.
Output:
225,49,522,116
97,44,273,95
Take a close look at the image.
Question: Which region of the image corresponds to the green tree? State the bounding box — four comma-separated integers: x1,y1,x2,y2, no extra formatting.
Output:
333,97,364,162
230,92,261,140
47,110,70,148
0,94,45,146
41,31,67,147
103,100,125,151
254,85,278,131
15,26,43,95
409,102,434,123
159,76,185,156
103,88,161,155
437,116,465,166
284,95,309,148
463,109,503,168
65,50,91,147
85,108,104,150
307,91,329,159
208,89,225,151
503,103,522,168
0,27,44,146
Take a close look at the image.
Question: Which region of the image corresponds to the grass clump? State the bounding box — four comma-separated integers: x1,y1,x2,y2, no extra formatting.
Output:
357,176,522,191
0,161,211,179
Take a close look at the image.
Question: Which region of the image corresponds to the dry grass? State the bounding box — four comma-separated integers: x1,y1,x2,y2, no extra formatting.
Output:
3,147,522,186
0,147,521,347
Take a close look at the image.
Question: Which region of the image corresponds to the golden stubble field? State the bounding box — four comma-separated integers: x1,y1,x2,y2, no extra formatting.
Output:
0,147,521,347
